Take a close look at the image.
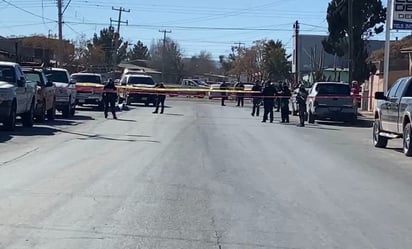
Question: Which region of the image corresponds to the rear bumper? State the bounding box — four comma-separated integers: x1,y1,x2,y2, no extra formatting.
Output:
76,93,103,105
127,93,156,103
0,100,12,120
313,106,357,120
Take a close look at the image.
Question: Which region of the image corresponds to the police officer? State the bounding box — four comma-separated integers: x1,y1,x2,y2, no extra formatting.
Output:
262,80,276,123
220,81,229,106
251,80,262,117
153,83,166,114
235,82,245,107
103,78,118,119
296,85,308,127
279,83,292,123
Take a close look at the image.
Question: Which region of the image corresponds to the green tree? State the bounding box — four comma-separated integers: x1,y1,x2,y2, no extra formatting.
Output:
322,0,386,82
128,40,150,61
263,40,290,81
91,26,129,66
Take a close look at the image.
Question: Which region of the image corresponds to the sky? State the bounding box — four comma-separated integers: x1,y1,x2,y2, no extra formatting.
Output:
0,0,408,60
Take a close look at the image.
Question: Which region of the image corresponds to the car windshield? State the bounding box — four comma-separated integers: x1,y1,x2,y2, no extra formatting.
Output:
44,70,69,83
128,76,155,85
317,84,350,95
24,71,43,85
0,66,15,82
71,74,102,84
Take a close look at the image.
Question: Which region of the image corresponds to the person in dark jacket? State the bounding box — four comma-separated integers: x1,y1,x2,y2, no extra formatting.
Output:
235,82,245,107
262,81,276,123
220,81,229,106
296,85,308,127
275,83,281,112
103,78,118,119
251,80,262,117
153,83,166,114
279,83,292,123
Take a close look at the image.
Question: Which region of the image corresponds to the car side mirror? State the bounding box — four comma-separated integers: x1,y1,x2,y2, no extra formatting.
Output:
375,91,387,100
46,81,54,87
70,79,76,85
17,77,26,87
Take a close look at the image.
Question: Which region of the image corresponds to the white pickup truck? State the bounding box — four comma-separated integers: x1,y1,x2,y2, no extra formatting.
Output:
0,62,37,130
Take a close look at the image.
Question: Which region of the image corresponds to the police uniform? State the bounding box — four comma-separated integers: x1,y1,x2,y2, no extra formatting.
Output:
236,82,245,107
251,82,262,117
262,82,276,123
153,83,166,114
103,80,118,119
220,82,229,106
296,87,308,127
280,85,291,123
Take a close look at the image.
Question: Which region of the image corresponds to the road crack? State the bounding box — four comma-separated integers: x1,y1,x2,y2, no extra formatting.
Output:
0,147,39,166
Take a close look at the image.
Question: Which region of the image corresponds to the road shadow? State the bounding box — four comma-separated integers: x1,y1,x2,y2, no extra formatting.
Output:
303,124,341,131
386,147,405,154
163,113,184,116
112,118,137,122
0,126,59,143
316,119,373,128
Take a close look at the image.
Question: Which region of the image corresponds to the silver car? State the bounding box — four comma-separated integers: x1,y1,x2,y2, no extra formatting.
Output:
306,82,358,124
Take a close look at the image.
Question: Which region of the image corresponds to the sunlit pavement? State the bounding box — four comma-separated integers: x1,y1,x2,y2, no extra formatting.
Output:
1,100,412,249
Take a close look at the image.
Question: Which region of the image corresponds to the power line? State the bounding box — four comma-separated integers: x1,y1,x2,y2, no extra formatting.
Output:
64,21,326,32
1,0,57,22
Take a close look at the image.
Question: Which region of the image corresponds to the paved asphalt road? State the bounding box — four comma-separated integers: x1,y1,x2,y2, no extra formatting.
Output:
1,100,412,249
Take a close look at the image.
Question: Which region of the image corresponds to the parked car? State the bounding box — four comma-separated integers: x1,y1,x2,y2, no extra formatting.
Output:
71,73,104,108
181,79,208,98
0,62,36,130
44,68,76,118
373,77,412,156
306,82,357,124
120,74,156,106
208,83,222,99
23,68,56,121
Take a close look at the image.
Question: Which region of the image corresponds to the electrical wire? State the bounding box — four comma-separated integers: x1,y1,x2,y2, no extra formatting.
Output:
1,0,57,22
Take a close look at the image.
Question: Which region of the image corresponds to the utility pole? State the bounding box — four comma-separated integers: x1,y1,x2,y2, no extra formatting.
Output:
383,0,393,93
348,0,354,84
293,20,300,84
111,7,130,70
159,29,172,83
57,0,63,65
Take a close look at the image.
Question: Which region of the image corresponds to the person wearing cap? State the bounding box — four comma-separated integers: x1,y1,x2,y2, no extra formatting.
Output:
251,80,262,117
296,84,308,127
153,83,166,114
103,78,118,119
262,80,276,123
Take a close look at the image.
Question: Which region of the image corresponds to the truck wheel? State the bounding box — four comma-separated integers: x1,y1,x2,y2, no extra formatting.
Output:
403,123,412,157
47,101,56,121
3,101,16,131
22,101,34,127
35,101,46,123
373,120,388,148
308,111,315,124
62,104,71,118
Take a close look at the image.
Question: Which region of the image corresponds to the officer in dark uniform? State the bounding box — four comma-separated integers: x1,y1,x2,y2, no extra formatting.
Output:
275,83,281,112
251,80,262,117
153,83,166,114
103,78,118,119
220,81,229,106
235,82,245,107
296,85,308,127
279,83,292,123
262,80,276,123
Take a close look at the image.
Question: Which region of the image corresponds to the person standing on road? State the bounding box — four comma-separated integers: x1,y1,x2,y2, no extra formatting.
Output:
262,80,276,123
275,83,281,112
220,81,229,106
251,80,262,117
235,82,245,107
279,83,292,123
153,83,166,114
103,78,118,119
296,85,308,127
